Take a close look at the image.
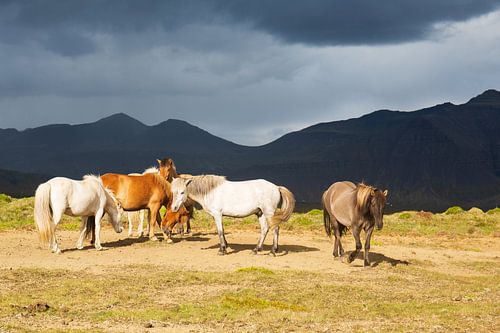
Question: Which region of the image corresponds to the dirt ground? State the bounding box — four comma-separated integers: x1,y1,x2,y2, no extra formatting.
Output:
0,227,497,275
0,226,499,332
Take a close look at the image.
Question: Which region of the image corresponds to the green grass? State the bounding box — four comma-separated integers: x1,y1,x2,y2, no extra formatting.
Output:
0,196,88,232
398,212,412,219
1,195,499,238
444,206,465,215
487,207,500,214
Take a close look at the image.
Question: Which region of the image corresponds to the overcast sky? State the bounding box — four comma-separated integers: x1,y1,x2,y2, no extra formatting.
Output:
1,0,499,145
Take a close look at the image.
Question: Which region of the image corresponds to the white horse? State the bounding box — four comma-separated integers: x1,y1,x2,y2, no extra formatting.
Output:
170,175,295,255
34,175,123,253
124,167,158,237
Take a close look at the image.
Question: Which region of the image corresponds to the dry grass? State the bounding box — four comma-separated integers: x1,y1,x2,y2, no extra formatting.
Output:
0,261,498,332
0,195,499,332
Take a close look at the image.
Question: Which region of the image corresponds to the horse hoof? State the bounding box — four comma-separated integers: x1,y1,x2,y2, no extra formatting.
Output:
76,245,83,250
269,252,276,257
166,238,174,244
95,246,103,251
149,236,159,242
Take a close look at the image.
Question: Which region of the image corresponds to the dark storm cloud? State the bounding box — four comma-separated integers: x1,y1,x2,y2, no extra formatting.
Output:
224,0,500,45
1,0,499,57
1,0,500,145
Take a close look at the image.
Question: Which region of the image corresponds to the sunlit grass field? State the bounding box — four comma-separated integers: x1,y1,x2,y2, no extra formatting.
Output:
0,194,499,332
2,194,498,237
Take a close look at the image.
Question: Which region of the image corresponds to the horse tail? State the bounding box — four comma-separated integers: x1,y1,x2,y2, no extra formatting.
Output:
34,182,53,247
322,197,332,238
338,222,347,236
270,186,295,230
84,216,96,241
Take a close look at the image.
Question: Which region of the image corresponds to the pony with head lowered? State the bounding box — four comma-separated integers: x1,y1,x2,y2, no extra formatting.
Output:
34,175,123,253
169,175,295,256
322,181,388,267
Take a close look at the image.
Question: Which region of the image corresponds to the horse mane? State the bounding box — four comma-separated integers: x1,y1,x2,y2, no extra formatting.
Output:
355,183,376,214
83,174,101,182
186,175,226,197
104,187,119,206
151,173,171,194
143,166,159,174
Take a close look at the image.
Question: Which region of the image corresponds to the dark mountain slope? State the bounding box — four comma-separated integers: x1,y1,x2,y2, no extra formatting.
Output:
0,90,499,211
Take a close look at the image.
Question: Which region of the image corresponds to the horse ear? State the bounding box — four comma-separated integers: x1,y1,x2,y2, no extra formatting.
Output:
185,179,192,187
156,159,162,165
383,189,388,197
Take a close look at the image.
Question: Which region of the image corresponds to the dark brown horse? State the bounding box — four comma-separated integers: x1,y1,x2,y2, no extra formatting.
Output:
322,181,388,267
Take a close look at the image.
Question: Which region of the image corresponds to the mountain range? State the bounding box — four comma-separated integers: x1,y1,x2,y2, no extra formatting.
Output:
1,89,499,212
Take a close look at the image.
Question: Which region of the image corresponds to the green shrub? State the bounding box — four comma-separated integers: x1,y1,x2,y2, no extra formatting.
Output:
444,206,464,215
486,207,500,215
398,212,412,219
0,193,12,203
307,209,323,216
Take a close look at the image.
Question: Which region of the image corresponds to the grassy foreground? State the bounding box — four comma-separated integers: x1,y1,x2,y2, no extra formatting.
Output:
0,195,499,332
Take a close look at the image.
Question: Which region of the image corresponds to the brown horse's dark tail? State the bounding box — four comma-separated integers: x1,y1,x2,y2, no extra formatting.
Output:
323,193,347,238
85,216,96,242
323,203,333,238
338,222,347,236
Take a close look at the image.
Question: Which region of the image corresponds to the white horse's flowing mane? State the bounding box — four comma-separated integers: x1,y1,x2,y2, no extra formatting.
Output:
186,175,226,197
83,174,101,182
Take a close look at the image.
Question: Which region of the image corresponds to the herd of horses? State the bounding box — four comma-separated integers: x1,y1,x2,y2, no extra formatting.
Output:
33,158,388,266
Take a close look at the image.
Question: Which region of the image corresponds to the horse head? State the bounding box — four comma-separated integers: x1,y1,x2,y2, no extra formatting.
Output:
160,206,187,238
356,184,388,230
370,188,388,230
157,157,177,182
104,189,124,234
170,177,192,212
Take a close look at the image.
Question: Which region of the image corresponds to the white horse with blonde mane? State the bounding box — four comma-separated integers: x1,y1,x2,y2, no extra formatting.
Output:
34,175,123,253
170,175,295,256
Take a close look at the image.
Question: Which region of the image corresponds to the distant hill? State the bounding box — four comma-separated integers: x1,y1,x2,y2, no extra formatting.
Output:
0,169,50,198
0,90,499,211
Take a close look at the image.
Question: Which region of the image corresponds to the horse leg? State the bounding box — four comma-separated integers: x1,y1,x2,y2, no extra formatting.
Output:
330,216,341,258
50,208,63,254
253,214,269,254
271,226,280,256
185,215,192,235
213,214,227,255
148,204,160,241
364,226,374,267
144,209,151,238
347,227,362,264
93,209,105,250
76,216,88,250
137,209,145,237
127,212,134,237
